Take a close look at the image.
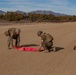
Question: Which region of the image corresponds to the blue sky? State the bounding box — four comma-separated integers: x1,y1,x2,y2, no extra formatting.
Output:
0,0,76,15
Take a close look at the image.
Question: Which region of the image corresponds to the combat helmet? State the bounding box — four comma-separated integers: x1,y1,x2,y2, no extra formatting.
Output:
15,28,21,34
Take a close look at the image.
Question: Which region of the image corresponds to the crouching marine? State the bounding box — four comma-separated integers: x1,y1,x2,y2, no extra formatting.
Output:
4,28,21,49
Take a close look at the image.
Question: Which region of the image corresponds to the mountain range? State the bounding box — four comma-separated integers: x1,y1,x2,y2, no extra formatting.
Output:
0,10,5,14
29,10,66,16
0,10,67,16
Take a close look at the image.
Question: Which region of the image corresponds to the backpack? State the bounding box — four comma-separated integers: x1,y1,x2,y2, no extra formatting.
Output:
44,33,53,42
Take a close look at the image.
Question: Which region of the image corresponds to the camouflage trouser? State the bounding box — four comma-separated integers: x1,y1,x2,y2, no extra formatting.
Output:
41,41,53,52
14,34,20,47
7,36,13,48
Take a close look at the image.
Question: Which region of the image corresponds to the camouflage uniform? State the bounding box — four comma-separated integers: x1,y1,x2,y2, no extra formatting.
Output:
4,28,21,49
41,33,53,52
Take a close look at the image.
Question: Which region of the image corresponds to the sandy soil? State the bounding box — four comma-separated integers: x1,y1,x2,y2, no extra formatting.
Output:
0,22,76,75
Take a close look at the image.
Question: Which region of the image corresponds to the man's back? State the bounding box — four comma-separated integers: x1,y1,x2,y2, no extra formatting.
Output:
42,33,53,42
8,28,21,37
8,28,16,35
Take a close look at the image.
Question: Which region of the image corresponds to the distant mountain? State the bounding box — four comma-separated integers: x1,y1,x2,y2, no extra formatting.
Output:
0,10,6,14
15,10,26,14
0,10,67,16
29,10,66,16
0,10,26,14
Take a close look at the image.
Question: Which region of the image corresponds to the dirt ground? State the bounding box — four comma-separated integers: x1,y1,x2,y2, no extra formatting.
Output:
0,22,76,75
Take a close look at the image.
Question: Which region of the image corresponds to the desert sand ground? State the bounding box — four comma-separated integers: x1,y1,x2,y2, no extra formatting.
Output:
0,22,76,75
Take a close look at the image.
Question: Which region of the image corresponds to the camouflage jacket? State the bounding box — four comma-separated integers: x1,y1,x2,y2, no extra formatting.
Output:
4,28,21,39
